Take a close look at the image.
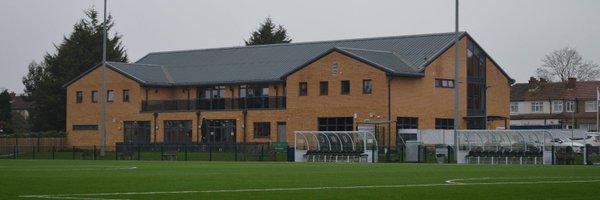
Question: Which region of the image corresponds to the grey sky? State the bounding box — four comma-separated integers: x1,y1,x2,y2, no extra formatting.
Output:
1,0,599,93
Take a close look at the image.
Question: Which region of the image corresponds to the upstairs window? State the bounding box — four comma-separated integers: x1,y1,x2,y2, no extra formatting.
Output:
319,81,328,96
585,101,597,112
553,101,563,113
435,79,455,88
76,91,83,103
531,102,543,113
397,117,418,129
91,91,98,103
566,100,575,112
510,102,519,113
240,84,269,97
201,86,226,99
341,80,350,95
299,82,307,96
363,79,372,94
435,118,454,130
107,90,114,102
123,90,130,102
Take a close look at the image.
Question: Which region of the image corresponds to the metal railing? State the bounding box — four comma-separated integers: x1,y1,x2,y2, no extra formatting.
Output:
141,97,286,112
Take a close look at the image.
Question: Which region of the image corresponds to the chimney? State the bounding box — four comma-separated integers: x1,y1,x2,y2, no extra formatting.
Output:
528,77,538,89
567,78,576,89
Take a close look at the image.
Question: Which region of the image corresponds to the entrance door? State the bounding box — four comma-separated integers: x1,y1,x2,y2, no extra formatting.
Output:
277,122,286,142
206,119,236,143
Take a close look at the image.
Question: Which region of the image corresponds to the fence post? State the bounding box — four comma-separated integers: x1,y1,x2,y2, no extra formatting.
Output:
235,144,238,161
184,144,188,161
551,145,555,165
93,145,97,160
32,145,35,160
115,146,118,161
160,145,164,161
209,143,212,161
37,132,40,153
13,145,16,159
72,146,75,160
52,146,55,160
261,145,264,161
137,145,141,161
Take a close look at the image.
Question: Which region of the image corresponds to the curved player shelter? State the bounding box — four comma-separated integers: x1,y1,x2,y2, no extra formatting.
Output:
457,130,553,164
294,131,378,163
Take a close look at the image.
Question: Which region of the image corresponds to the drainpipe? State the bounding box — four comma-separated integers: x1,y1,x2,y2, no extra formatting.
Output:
388,76,394,147
243,110,248,143
153,112,158,144
196,111,201,143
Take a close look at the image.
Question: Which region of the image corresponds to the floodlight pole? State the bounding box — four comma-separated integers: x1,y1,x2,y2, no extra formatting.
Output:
453,0,460,164
100,0,108,156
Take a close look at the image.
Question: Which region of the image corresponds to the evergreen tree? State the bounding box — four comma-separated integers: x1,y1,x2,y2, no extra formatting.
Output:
22,8,128,131
245,17,292,46
0,90,12,134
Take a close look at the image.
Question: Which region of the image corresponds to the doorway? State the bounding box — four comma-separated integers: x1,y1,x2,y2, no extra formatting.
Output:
205,119,236,143
277,122,286,142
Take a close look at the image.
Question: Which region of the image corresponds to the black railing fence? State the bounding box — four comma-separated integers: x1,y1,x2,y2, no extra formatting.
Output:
142,97,286,112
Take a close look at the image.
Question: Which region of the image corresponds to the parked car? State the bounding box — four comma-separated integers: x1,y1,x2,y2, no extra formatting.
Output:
552,138,584,153
571,133,600,147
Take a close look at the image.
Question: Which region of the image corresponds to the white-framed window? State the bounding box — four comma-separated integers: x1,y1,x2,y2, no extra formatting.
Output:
553,101,563,112
585,101,597,112
531,102,544,113
566,100,575,112
510,102,519,113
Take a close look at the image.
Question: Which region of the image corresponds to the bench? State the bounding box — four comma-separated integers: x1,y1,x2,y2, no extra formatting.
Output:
161,151,178,160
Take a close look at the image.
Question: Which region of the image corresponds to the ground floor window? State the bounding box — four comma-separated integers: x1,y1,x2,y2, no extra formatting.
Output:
397,117,418,129
203,119,236,143
253,122,271,138
123,121,151,144
435,118,454,129
318,117,353,131
72,125,98,131
164,120,193,144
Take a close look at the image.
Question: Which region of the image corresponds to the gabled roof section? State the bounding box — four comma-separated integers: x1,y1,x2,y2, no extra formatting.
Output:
62,62,169,88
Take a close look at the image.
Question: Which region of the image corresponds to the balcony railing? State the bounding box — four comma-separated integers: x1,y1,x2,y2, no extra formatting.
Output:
142,97,286,112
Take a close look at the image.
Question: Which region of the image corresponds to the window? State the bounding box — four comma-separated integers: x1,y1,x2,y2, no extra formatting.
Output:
435,118,454,129
397,117,418,129
123,90,130,102
91,91,98,103
585,101,597,112
510,102,519,113
254,122,271,138
72,125,98,131
76,91,83,103
341,80,350,95
239,84,268,97
531,102,543,113
319,81,328,96
363,79,372,94
201,86,226,99
435,79,455,88
123,121,151,144
566,100,575,112
299,82,307,96
164,120,192,144
107,90,114,102
318,117,353,131
553,101,563,112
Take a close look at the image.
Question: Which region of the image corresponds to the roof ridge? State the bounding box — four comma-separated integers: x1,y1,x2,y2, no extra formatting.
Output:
108,61,162,67
336,47,394,54
136,31,465,63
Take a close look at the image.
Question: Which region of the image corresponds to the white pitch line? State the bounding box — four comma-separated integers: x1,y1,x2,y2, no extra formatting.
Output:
20,178,600,200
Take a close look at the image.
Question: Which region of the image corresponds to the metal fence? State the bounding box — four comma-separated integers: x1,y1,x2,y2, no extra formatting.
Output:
0,143,291,162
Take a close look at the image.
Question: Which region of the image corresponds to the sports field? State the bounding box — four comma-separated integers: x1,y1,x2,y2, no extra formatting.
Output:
1,160,600,200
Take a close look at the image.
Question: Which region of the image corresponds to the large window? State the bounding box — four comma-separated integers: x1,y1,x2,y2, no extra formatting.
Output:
435,79,455,88
318,117,353,131
107,90,114,102
566,100,575,112
299,82,307,96
91,91,98,103
396,117,418,129
253,122,271,138
76,91,83,103
553,101,563,113
123,90,130,102
319,81,328,96
164,120,192,144
435,118,454,129
363,79,372,94
200,86,226,99
510,102,519,113
531,102,544,113
123,121,151,144
341,80,350,95
585,101,597,112
240,84,268,97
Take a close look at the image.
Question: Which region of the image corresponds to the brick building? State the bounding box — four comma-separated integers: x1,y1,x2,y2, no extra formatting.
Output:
64,32,513,147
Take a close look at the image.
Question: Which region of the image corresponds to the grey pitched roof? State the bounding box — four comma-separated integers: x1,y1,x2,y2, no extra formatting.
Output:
65,32,513,88
133,32,468,86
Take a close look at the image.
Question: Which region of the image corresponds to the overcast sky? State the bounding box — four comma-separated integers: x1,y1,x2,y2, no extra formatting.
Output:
1,0,599,93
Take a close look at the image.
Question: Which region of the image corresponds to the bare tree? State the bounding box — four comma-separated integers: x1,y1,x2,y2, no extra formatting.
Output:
536,47,600,82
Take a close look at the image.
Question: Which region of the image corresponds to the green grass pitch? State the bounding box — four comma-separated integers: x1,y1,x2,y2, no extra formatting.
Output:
1,160,600,200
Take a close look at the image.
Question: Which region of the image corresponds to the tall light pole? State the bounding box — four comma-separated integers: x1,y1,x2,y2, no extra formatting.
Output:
100,0,108,156
453,0,460,164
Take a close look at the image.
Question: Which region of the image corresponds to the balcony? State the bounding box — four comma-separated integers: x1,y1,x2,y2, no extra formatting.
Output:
141,96,286,112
